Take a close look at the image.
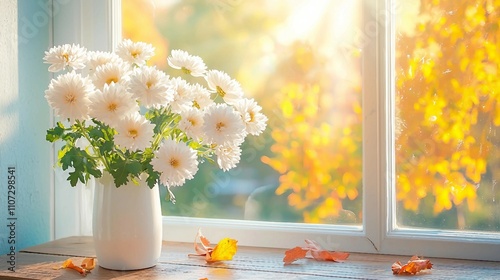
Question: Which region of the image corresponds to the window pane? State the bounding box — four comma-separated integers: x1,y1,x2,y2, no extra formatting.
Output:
122,0,362,225
395,0,500,231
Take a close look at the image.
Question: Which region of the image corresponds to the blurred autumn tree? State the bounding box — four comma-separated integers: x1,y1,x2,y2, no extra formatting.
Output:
261,42,363,224
395,0,500,230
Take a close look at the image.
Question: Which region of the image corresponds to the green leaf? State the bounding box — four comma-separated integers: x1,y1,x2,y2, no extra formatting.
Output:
87,164,102,178
126,160,142,175
147,108,178,134
67,171,80,187
110,157,142,187
99,140,114,154
46,125,65,142
60,146,78,170
146,167,160,189
45,122,65,142
88,125,104,139
61,131,80,143
59,146,102,186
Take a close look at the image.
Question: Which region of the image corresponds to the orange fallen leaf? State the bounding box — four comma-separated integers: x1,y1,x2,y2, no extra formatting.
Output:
61,259,87,276
305,239,349,262
392,255,433,275
55,258,96,276
310,250,350,262
283,239,349,265
283,246,308,265
81,258,96,271
190,229,238,263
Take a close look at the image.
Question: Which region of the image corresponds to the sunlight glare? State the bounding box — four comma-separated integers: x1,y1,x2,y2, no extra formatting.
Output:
276,0,331,45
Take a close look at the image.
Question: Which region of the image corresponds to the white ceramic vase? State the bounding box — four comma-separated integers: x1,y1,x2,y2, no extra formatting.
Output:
92,172,162,270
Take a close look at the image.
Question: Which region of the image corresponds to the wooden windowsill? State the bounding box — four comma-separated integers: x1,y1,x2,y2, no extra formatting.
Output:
0,236,499,279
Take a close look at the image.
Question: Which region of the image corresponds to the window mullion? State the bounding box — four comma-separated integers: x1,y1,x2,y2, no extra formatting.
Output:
362,0,387,253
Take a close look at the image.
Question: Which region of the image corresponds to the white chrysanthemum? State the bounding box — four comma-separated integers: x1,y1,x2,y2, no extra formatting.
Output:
151,138,199,188
205,70,243,105
91,61,130,90
233,98,268,136
167,49,207,77
43,44,87,72
89,83,138,126
114,114,155,152
178,108,205,140
215,144,242,171
129,66,173,108
86,51,121,72
116,39,155,66
203,104,246,146
44,71,94,121
169,77,195,113
191,83,214,110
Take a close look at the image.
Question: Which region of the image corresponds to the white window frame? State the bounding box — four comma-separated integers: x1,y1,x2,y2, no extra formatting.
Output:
51,0,500,261
50,0,121,239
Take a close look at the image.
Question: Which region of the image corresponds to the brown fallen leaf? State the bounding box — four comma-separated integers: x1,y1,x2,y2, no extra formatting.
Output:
189,229,238,263
392,255,433,275
283,239,349,265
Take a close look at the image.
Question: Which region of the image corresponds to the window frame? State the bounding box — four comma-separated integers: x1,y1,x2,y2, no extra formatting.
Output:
51,0,500,261
51,0,122,239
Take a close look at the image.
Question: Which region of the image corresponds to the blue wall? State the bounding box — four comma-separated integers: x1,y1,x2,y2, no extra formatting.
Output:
0,0,52,254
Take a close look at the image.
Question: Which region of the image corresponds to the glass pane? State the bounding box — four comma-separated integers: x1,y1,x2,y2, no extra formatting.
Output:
395,0,500,231
122,0,363,225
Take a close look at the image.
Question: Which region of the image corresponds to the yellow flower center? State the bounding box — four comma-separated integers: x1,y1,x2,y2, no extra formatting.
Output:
106,77,119,84
193,101,200,109
62,53,70,63
128,129,138,139
146,81,153,88
216,122,225,132
107,103,118,112
188,118,197,126
170,158,179,167
216,86,226,97
65,93,76,104
131,50,141,58
249,111,255,122
181,67,191,75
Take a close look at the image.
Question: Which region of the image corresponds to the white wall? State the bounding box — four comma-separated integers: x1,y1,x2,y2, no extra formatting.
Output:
0,0,52,254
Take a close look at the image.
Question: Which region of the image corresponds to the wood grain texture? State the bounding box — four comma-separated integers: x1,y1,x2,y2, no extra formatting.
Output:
0,236,498,279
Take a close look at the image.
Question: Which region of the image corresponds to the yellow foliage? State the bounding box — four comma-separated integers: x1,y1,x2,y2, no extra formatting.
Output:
434,185,452,214
209,238,238,262
396,0,500,220
263,73,362,222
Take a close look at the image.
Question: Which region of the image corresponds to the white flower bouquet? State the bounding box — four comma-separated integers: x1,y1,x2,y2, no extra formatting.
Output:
43,39,267,199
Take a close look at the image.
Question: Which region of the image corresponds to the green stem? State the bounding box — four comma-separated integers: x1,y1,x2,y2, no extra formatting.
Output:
151,109,178,150
75,120,112,173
